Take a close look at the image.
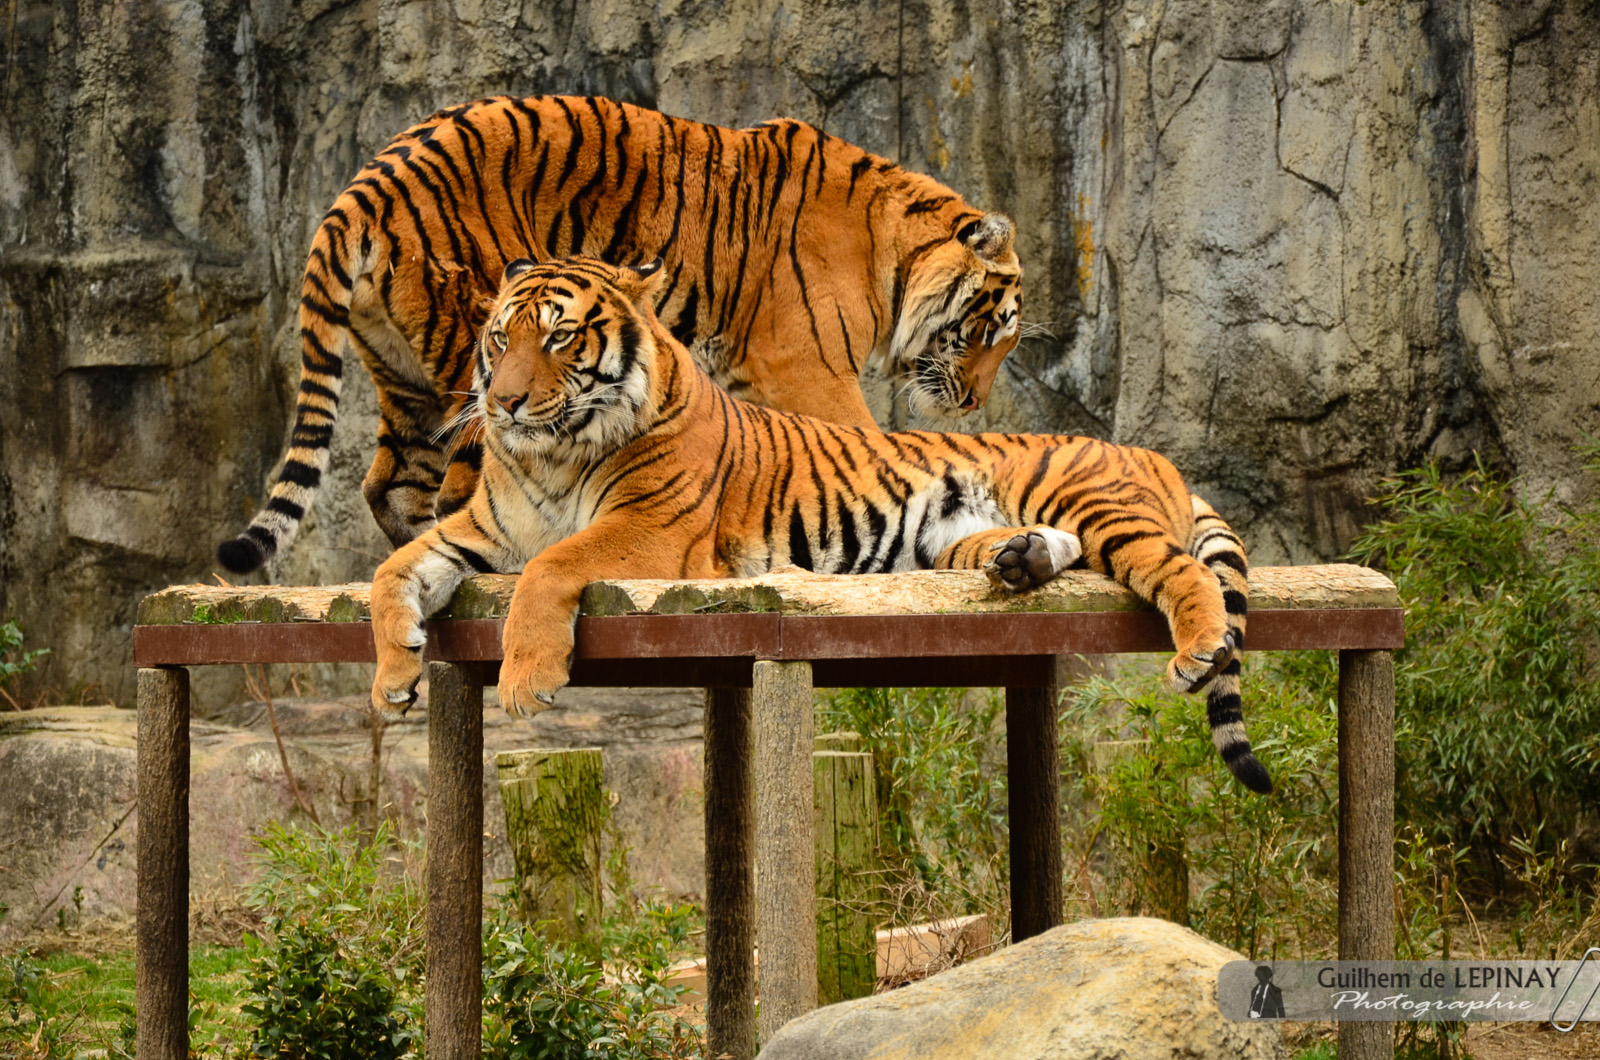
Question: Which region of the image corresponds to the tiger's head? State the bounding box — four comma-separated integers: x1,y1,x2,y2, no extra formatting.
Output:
890,212,1023,417
474,257,665,460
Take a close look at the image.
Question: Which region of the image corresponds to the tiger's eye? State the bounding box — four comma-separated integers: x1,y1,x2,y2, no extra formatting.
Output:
547,329,576,351
491,330,508,351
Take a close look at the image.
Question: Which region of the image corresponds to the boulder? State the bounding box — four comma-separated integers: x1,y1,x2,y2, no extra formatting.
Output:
757,917,1284,1060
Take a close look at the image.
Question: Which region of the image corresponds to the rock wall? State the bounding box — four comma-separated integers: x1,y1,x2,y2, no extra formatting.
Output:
2,0,1596,700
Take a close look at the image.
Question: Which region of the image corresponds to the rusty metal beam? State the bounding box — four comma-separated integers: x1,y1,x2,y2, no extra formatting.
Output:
132,607,1403,668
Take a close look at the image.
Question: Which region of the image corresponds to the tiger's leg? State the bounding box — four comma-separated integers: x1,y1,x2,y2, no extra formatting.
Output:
1087,510,1270,793
497,512,721,716
349,301,454,547
369,507,519,713
1186,496,1268,792
1077,516,1235,691
362,409,451,548
934,526,1084,592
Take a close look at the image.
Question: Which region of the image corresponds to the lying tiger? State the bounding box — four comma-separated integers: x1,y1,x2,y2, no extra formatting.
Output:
370,257,1272,794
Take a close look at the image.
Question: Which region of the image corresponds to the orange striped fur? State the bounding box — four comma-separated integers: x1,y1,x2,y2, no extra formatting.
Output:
368,258,1270,793
218,95,1023,574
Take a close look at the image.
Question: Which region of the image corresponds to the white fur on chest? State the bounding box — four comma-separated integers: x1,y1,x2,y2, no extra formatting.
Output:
489,457,601,560
903,472,1007,571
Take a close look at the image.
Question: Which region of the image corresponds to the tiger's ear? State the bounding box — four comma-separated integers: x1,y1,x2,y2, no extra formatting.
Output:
959,213,1015,263
503,258,536,284
614,258,666,306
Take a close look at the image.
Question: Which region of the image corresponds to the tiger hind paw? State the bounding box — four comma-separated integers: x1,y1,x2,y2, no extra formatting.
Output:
984,527,1082,592
1168,631,1237,693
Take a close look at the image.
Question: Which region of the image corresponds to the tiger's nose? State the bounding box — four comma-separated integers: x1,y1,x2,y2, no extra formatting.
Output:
958,389,979,411
494,393,524,414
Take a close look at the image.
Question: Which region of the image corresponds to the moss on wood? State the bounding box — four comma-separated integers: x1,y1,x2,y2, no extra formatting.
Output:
495,748,606,943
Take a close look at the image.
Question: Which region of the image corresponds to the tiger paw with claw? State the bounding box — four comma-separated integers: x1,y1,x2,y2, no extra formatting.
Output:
1168,630,1237,694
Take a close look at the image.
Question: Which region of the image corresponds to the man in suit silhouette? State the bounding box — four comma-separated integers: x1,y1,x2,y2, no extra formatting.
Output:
1249,965,1286,1019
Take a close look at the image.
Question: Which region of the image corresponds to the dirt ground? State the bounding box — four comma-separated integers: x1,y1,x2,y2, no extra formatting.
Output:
1282,1021,1600,1059
1464,1022,1600,1059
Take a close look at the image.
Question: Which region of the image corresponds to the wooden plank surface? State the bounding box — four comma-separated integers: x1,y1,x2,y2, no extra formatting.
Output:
133,606,1402,666
135,564,1398,625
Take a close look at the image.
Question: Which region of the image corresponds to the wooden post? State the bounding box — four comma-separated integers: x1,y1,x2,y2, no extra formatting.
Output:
425,662,483,1060
1006,682,1063,942
136,667,190,1060
704,687,756,1060
754,660,816,1043
814,750,878,1004
496,748,605,942
1338,650,1396,1060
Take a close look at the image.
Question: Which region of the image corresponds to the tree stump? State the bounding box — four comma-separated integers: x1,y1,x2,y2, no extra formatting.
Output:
814,731,862,753
496,748,605,943
814,749,879,1004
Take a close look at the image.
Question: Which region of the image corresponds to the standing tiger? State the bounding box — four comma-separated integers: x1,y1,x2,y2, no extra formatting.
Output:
369,257,1272,794
217,95,1025,575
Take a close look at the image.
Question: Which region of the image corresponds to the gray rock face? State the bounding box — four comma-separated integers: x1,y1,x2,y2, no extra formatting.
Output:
756,916,1284,1060
0,686,706,941
3,1,1596,698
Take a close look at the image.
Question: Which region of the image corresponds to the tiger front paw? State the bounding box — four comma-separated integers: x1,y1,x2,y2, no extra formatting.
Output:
1168,630,1236,693
984,527,1082,592
372,644,424,715
496,640,570,718
370,603,427,714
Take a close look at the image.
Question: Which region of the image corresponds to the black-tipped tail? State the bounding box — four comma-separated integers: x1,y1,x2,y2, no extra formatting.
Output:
1208,661,1273,794
218,193,358,576
1188,494,1264,792
217,531,272,575
1223,743,1275,794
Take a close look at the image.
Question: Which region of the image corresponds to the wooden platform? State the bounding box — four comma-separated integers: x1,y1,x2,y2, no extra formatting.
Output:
132,564,1400,1060
133,564,1401,683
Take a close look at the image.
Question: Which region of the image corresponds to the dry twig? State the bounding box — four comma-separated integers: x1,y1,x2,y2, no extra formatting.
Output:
244,664,321,826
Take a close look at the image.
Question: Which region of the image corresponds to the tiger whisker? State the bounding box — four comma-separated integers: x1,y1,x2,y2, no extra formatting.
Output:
431,402,486,446
430,417,470,446
891,376,924,410
562,383,631,414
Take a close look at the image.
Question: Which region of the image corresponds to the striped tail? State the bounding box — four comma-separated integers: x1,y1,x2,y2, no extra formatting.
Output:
1189,495,1272,794
216,211,363,574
